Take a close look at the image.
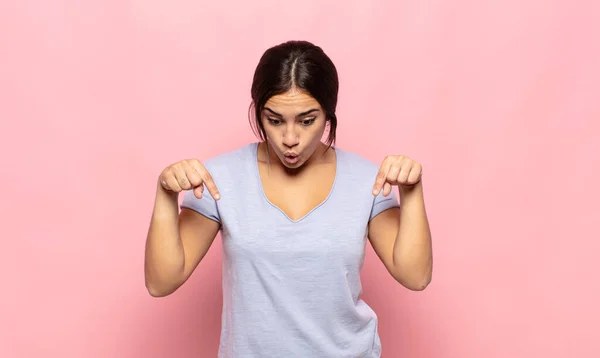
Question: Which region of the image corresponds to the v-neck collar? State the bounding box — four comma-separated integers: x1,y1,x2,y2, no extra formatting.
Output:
252,142,339,223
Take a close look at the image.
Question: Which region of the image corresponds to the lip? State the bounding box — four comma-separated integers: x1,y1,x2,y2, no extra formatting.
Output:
283,153,299,164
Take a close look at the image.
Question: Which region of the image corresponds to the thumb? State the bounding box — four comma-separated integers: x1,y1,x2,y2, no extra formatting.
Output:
193,184,204,199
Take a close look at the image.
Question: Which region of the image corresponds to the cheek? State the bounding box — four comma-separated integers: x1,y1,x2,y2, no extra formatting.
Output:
261,123,278,138
311,120,328,137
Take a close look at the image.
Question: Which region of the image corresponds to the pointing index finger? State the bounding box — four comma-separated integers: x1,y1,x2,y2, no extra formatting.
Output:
191,161,221,200
202,173,220,200
372,160,391,196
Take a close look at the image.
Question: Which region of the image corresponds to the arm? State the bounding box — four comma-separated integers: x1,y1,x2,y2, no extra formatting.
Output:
368,181,432,290
144,180,220,297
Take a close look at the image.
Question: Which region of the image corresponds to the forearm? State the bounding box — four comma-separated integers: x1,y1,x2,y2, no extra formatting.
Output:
144,181,186,295
392,181,433,290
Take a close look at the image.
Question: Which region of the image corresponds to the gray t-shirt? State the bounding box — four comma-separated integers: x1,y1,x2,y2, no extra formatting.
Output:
181,142,400,357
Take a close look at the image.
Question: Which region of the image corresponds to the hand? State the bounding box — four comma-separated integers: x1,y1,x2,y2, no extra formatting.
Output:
372,155,423,196
159,159,220,200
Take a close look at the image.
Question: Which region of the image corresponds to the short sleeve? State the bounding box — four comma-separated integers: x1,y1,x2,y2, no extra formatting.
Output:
180,189,221,224
369,189,400,221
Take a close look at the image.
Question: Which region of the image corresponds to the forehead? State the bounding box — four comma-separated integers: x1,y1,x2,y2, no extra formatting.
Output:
264,89,321,112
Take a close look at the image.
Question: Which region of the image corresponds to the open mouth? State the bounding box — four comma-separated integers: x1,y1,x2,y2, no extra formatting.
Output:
283,153,299,164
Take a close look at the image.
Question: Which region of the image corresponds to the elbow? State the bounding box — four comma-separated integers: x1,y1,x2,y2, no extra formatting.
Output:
144,264,185,298
145,275,180,298
404,273,432,291
146,284,173,298
392,264,432,291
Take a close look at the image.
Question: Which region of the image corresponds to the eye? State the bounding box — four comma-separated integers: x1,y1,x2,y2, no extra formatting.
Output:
267,118,282,126
300,118,316,126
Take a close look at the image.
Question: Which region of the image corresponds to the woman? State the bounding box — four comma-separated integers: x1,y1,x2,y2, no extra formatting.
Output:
144,40,433,357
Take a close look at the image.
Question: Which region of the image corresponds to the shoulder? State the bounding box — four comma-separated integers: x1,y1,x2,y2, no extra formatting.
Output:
201,142,256,175
336,147,381,177
186,143,256,202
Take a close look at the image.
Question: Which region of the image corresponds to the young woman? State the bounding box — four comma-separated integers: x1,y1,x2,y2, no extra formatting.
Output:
144,40,433,357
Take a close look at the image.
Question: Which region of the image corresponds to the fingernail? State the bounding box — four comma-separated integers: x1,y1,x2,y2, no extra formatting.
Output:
215,193,220,200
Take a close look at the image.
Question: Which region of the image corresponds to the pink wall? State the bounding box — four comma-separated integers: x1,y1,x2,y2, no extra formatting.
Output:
2,0,599,357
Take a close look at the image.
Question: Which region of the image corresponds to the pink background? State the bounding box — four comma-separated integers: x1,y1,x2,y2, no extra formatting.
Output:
1,0,599,357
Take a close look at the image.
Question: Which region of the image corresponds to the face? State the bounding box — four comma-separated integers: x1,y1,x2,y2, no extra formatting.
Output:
261,89,328,169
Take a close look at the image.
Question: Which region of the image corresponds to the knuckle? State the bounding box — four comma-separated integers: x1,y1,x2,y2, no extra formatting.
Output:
192,159,205,170
196,164,207,175
186,168,200,180
189,177,202,187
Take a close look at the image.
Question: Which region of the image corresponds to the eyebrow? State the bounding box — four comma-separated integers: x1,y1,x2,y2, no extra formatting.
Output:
263,107,320,118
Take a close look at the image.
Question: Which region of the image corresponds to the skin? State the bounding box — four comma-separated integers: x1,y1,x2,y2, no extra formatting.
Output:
144,88,432,297
369,160,432,291
256,88,337,221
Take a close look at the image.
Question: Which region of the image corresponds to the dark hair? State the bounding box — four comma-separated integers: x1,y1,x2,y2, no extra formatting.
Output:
248,40,339,147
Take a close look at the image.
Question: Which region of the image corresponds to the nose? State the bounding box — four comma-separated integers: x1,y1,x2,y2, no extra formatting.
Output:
282,124,299,148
